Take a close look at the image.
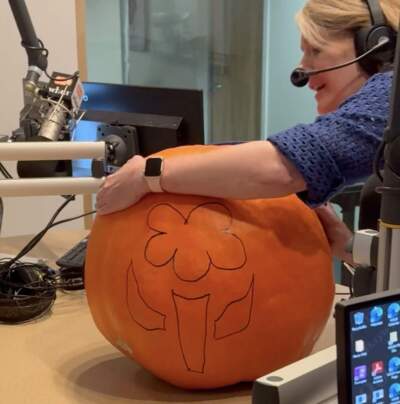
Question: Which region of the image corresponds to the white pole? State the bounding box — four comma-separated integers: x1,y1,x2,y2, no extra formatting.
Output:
0,177,104,197
0,142,106,161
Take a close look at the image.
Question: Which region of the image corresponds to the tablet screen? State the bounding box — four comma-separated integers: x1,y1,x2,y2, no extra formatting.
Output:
336,290,400,404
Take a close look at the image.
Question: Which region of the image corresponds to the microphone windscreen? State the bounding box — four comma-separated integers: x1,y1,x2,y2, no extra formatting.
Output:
290,68,309,87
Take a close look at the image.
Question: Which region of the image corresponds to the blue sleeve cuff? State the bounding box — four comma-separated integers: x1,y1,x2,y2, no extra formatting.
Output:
268,126,345,207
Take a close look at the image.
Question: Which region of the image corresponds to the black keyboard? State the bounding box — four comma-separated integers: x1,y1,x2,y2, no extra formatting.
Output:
56,237,88,268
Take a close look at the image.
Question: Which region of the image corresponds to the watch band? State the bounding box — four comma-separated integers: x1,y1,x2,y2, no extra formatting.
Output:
146,176,164,193
144,157,164,193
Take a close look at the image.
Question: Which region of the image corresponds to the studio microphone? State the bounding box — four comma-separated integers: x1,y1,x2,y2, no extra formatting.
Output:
17,93,69,178
290,37,390,87
36,73,82,142
37,99,68,142
17,73,84,178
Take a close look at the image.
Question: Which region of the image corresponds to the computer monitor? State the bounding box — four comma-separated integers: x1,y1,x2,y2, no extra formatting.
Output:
72,82,204,176
336,289,400,404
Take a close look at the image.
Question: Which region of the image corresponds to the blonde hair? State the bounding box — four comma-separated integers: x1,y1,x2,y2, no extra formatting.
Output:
296,0,400,48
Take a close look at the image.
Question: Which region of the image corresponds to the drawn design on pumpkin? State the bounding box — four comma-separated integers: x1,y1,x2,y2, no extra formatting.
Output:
126,202,255,373
172,291,210,373
126,262,166,331
144,202,247,282
214,274,255,340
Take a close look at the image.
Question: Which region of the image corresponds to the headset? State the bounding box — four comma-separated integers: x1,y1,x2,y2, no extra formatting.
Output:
0,262,57,324
291,0,397,87
0,194,88,324
0,260,84,324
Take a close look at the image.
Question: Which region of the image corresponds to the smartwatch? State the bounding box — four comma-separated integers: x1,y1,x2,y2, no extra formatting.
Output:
144,157,164,193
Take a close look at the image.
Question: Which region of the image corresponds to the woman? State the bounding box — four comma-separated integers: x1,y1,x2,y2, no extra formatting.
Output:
96,0,400,265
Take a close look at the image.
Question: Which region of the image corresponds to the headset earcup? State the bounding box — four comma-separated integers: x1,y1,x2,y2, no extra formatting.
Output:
355,26,380,75
355,25,396,75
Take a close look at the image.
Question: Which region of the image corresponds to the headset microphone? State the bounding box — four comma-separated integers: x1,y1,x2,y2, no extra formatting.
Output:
290,36,390,87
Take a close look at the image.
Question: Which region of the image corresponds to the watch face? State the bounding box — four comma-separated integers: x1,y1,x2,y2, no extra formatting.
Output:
145,158,163,177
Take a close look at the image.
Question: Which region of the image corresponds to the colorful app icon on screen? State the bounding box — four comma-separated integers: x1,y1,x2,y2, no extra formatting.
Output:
372,388,384,403
370,306,383,324
355,339,365,353
354,365,368,382
388,357,400,373
355,393,367,404
389,383,400,400
389,331,399,345
371,360,384,377
388,302,400,321
354,312,365,326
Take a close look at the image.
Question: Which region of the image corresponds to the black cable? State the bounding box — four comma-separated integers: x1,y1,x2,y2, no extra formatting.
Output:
21,39,79,82
21,39,48,57
44,69,79,82
373,140,386,182
1,195,76,268
0,196,95,270
0,163,12,179
9,207,95,266
3,207,95,270
47,209,96,227
0,201,96,324
0,262,83,294
0,164,10,178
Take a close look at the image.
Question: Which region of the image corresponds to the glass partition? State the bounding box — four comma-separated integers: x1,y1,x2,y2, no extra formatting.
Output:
84,0,264,143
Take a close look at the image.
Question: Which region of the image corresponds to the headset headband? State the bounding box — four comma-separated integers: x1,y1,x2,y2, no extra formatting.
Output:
364,0,387,26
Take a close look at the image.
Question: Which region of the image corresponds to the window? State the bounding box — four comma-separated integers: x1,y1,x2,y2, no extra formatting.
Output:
84,0,264,143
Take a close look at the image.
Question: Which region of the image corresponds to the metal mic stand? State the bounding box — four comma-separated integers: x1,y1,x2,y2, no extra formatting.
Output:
350,24,400,295
376,24,400,291
1,0,133,197
9,0,48,83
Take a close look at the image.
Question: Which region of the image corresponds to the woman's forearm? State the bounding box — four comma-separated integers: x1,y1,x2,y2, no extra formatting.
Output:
161,141,306,199
96,141,308,215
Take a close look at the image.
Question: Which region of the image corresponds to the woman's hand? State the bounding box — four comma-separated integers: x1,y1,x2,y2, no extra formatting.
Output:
96,155,150,215
314,203,355,265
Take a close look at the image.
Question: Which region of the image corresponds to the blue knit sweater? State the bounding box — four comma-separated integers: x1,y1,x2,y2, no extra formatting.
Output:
268,71,392,207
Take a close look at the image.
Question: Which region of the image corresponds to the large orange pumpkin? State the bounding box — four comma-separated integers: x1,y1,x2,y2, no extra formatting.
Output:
85,145,334,389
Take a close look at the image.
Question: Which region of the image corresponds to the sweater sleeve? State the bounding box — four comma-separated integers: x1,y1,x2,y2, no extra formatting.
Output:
268,71,392,207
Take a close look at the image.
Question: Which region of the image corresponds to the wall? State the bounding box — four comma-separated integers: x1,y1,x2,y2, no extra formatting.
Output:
0,0,85,237
262,0,316,137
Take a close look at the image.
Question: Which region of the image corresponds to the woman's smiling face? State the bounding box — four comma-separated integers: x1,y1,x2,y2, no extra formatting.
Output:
299,34,370,115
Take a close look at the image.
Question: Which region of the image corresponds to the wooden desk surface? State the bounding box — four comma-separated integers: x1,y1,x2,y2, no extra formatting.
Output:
0,230,344,404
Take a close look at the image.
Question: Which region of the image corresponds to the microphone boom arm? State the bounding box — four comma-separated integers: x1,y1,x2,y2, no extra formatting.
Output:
9,0,48,82
375,20,400,291
291,37,390,87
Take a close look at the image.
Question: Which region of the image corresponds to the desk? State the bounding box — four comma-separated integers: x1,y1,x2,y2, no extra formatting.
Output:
0,230,345,404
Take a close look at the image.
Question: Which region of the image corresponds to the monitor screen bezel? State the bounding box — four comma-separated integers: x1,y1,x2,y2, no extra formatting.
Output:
336,288,400,404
